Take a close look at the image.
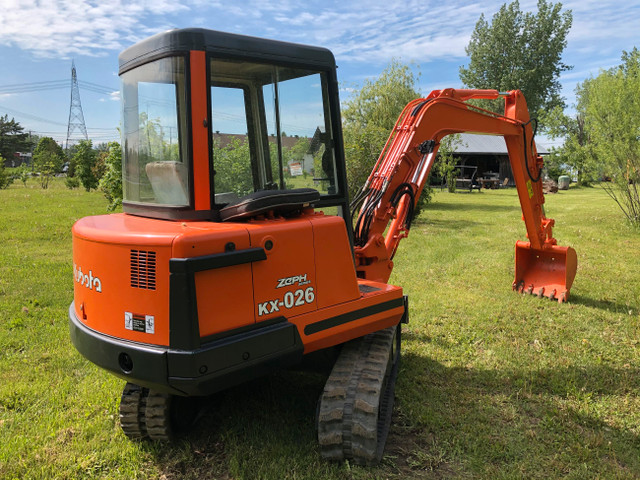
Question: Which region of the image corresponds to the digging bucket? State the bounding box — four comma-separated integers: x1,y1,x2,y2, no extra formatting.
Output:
513,240,577,303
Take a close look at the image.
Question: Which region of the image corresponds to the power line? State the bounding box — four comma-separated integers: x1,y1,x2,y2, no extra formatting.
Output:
0,79,118,96
0,103,68,126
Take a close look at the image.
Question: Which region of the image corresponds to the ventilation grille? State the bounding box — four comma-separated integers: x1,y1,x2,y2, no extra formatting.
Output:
130,250,156,290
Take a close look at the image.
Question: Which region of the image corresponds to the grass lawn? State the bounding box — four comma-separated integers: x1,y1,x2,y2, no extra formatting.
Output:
1,178,639,479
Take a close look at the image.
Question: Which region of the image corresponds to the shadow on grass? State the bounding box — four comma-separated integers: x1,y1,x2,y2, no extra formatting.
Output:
389,353,640,476
426,201,521,213
411,217,482,229
141,371,328,480
137,352,640,479
570,293,636,314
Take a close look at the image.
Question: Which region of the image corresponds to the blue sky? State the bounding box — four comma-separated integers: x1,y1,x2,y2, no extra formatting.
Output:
0,0,638,148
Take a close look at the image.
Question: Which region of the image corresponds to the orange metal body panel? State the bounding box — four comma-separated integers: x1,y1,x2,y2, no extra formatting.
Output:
171,222,255,337
294,280,404,354
190,50,211,211
245,216,318,321
72,214,174,346
71,210,394,353
308,213,361,309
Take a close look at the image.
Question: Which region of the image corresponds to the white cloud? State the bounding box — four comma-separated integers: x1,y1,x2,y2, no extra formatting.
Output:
0,0,188,58
0,0,637,78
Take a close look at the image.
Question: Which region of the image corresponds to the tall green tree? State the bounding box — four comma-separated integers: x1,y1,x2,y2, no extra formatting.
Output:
0,154,13,189
0,115,32,161
99,142,123,211
342,59,421,199
33,137,65,189
33,137,65,171
540,106,599,185
74,140,99,191
459,0,572,121
578,48,640,226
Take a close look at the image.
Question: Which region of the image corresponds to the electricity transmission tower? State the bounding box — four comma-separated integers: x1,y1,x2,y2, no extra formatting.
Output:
65,60,88,150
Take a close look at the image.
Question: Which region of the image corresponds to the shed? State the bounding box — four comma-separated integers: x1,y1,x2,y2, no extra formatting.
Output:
448,133,548,187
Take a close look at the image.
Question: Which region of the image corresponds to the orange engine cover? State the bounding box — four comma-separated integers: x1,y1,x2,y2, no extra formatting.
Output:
71,211,363,348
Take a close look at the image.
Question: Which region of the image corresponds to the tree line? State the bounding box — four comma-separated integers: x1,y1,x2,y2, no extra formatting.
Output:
2,0,638,226
343,0,639,227
0,118,122,210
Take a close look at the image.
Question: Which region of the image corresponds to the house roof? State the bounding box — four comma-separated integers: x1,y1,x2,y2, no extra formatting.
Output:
453,133,548,155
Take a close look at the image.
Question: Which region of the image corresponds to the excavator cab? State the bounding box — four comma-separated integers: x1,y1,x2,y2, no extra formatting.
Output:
119,29,349,222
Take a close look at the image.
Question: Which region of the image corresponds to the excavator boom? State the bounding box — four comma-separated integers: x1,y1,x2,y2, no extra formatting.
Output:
352,88,577,302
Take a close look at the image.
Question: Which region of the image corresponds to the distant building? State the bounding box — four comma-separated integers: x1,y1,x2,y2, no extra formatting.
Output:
4,152,32,168
446,133,548,187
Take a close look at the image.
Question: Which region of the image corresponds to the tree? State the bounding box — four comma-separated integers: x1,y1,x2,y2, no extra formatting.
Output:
459,0,572,122
17,164,30,187
577,48,640,226
33,137,65,189
34,151,59,189
74,140,99,191
432,135,463,193
540,105,599,185
99,142,123,211
213,137,254,196
0,115,31,161
342,59,421,199
0,154,13,189
33,137,65,171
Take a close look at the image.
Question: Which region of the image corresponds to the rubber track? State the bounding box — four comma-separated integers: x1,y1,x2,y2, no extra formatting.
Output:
317,325,399,466
145,391,173,441
119,382,148,440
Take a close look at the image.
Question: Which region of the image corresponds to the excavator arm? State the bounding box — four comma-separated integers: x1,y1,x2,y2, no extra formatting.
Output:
351,88,577,302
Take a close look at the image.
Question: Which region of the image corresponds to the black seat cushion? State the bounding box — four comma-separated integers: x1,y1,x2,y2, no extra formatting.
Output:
220,188,320,222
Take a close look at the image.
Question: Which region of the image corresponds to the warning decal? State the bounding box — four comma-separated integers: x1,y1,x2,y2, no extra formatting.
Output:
526,180,534,199
125,312,155,334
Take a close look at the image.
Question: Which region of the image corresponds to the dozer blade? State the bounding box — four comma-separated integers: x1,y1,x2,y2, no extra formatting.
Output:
513,240,577,303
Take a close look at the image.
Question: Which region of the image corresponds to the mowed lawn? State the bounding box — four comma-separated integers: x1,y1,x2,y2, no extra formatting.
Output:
1,178,639,479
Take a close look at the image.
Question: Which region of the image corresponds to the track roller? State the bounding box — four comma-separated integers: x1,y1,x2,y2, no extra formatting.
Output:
316,324,400,466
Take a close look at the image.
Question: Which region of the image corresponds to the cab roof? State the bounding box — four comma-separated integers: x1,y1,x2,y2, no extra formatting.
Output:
119,28,337,74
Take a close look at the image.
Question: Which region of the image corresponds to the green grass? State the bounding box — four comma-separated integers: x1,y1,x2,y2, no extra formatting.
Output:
1,179,639,479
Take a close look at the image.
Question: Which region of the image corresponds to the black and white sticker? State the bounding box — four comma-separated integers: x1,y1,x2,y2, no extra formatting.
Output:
125,312,155,334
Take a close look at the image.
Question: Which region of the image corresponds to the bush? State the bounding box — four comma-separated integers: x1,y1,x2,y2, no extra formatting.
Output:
98,142,122,211
17,164,30,187
65,176,80,189
0,159,13,189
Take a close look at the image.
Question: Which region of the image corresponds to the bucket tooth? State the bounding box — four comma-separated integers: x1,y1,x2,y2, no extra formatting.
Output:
514,241,577,303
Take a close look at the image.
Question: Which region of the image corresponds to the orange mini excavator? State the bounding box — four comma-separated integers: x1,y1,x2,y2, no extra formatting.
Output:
69,28,577,465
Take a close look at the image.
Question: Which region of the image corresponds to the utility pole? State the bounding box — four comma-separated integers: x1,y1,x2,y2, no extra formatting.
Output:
65,60,88,151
